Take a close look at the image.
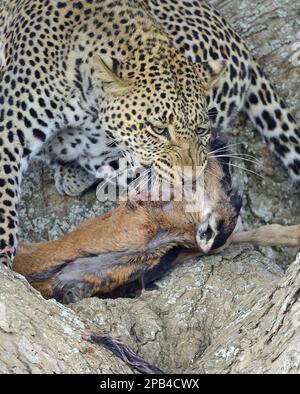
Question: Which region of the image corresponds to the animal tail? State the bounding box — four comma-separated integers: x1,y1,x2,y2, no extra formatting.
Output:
82,332,165,374
244,60,300,185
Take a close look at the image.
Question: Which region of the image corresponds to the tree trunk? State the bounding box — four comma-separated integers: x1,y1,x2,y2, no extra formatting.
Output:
71,248,300,373
1,245,299,373
191,253,300,373
0,264,133,373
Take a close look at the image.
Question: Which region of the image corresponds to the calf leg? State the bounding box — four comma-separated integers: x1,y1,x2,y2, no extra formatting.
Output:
231,224,300,247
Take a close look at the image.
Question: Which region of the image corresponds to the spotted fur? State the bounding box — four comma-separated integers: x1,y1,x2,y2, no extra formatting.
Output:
0,0,299,267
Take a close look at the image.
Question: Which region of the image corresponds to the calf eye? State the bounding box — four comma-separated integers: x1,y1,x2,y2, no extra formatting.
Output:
199,225,213,240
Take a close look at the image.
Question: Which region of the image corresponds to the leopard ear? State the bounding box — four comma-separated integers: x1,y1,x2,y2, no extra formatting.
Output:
93,54,130,94
201,60,227,89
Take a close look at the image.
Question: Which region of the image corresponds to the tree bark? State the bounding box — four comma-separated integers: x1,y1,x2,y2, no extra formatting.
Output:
1,243,299,373
71,248,300,373
0,264,133,373
192,253,300,374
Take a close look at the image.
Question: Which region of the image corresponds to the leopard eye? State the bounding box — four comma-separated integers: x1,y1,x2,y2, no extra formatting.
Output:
156,127,171,141
147,122,172,141
196,127,208,136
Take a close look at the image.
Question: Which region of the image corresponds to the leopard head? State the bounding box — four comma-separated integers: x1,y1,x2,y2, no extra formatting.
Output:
93,42,226,185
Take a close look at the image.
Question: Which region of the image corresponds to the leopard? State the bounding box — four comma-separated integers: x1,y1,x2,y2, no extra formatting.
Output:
0,0,299,268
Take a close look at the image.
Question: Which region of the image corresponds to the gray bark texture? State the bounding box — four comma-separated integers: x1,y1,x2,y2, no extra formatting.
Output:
0,264,133,373
0,0,300,374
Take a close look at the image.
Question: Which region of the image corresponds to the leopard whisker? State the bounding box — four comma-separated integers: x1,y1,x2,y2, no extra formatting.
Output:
209,150,261,162
228,163,265,179
208,142,243,154
97,165,141,194
130,169,151,195
210,154,262,166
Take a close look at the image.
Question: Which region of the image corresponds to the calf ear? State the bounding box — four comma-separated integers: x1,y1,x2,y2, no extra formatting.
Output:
93,54,130,94
201,60,227,89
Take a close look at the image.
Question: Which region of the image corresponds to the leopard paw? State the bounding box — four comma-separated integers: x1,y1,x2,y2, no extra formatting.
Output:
0,252,13,269
54,163,96,197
